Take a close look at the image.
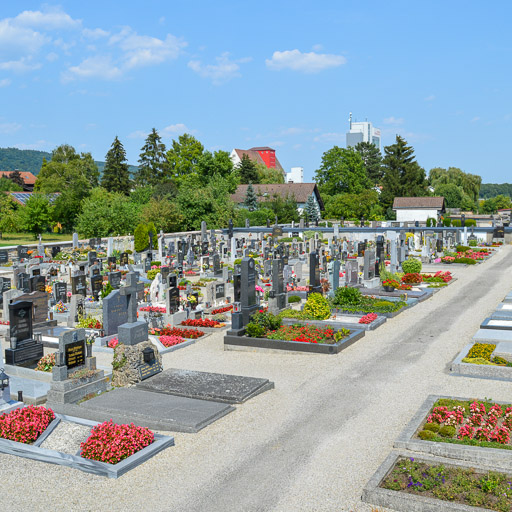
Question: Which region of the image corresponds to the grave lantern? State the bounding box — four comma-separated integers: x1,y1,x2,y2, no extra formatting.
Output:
143,347,155,364
0,368,9,391
233,302,241,313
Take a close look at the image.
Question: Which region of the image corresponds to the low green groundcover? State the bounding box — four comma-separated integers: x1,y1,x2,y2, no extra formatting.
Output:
382,457,512,511
332,286,407,314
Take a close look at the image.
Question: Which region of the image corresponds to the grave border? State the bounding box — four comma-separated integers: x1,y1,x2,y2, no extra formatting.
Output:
0,412,174,478
224,328,364,355
362,449,502,512
480,317,512,330
451,343,512,382
280,314,386,331
394,394,512,470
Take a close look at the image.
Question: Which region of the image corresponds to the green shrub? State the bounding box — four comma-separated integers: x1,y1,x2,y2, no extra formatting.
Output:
100,281,113,299
423,422,440,432
146,222,158,249
466,343,496,360
125,249,133,255
333,286,362,307
249,310,282,332
456,245,470,253
373,300,395,307
234,258,242,265
443,218,452,227
278,308,305,319
418,430,436,441
245,322,265,338
146,268,161,280
303,293,331,320
465,219,477,227
401,258,422,274
134,223,149,252
451,219,462,227
469,240,478,247
288,295,301,303
152,261,162,267
454,257,477,265
426,217,436,227
438,425,456,438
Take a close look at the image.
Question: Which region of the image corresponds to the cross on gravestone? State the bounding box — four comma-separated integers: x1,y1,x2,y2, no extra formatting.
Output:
120,272,144,323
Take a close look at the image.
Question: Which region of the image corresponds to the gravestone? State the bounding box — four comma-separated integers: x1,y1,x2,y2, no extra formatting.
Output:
239,257,258,327
108,271,122,290
15,291,49,326
328,259,340,295
107,256,117,268
345,259,359,286
71,274,87,297
213,253,222,276
29,274,46,293
269,259,286,313
0,250,8,265
102,290,129,336
5,300,43,366
363,250,376,280
166,285,180,314
54,282,67,303
118,273,148,346
88,251,97,265
3,289,23,321
91,275,103,301
17,272,30,293
120,252,129,266
309,251,322,294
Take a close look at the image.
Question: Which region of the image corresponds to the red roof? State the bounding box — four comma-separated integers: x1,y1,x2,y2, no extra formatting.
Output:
0,170,37,185
233,148,284,171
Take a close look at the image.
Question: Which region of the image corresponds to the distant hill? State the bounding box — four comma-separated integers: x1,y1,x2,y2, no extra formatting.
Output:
0,147,137,177
480,183,512,199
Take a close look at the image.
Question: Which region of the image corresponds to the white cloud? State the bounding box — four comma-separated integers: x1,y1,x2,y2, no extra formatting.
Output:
14,140,50,150
280,127,305,136
188,52,250,85
161,123,194,136
62,56,123,81
0,18,49,60
0,78,10,87
0,57,41,72
383,116,405,125
266,49,346,73
82,28,110,39
127,130,148,139
0,122,22,134
312,44,323,51
313,132,344,143
14,8,81,30
46,52,58,62
424,94,435,102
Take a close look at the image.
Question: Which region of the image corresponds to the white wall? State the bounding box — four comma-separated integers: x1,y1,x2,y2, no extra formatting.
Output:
395,209,439,223
286,167,304,183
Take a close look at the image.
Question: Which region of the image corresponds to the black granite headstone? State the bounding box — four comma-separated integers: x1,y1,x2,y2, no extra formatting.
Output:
71,274,87,297
54,282,67,303
108,271,121,289
0,250,8,264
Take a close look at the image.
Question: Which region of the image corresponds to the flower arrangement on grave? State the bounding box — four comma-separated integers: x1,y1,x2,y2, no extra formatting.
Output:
140,306,166,313
159,335,185,347
45,284,52,293
441,256,455,263
401,273,422,284
422,271,452,283
181,318,222,328
210,305,233,315
107,337,119,349
0,406,55,444
359,313,378,324
157,326,205,339
0,320,9,325
80,420,154,464
417,398,512,448
35,353,56,372
77,315,103,330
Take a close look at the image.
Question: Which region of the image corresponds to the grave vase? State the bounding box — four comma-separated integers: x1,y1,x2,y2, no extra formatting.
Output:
86,343,93,358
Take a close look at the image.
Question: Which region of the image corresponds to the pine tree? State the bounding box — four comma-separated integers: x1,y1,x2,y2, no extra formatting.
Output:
237,154,259,184
135,128,167,187
9,169,25,189
304,194,319,222
354,141,383,186
244,182,258,211
101,137,131,195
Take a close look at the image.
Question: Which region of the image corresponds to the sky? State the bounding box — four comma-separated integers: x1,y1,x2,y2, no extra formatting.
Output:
0,1,511,183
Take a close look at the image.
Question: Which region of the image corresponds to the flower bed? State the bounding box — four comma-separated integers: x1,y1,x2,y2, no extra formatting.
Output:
333,287,408,315
139,306,166,313
35,353,56,372
421,271,452,283
461,343,512,367
151,326,205,339
210,305,233,315
359,313,378,324
0,406,55,444
181,318,222,328
159,335,185,347
380,456,512,511
267,324,348,344
80,420,154,465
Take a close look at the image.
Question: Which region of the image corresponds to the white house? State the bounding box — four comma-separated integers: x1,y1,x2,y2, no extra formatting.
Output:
392,197,446,223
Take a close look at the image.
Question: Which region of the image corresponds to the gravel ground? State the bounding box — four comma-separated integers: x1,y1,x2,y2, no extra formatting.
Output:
2,247,512,512
39,421,92,455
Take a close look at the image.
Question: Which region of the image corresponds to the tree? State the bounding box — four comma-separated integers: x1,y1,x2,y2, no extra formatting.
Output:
323,190,383,220
380,136,427,212
354,141,383,185
8,169,25,189
314,146,369,197
165,133,204,185
140,198,185,233
0,194,19,232
434,183,464,208
429,167,481,202
134,223,149,252
304,194,320,222
260,194,300,223
244,183,258,211
256,163,285,184
18,193,54,238
237,154,259,184
101,137,131,195
198,150,234,181
135,128,167,187
0,176,22,191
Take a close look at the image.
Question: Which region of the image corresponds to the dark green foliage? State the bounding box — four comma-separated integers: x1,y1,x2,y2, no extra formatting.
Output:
260,193,300,224
101,137,131,195
304,193,320,222
237,154,259,184
0,176,22,191
8,169,25,188
146,221,158,249
454,257,476,265
426,217,436,227
245,322,265,338
288,295,301,303
134,223,149,252
354,141,383,185
456,245,470,253
135,128,167,187
333,286,362,306
438,425,456,438
465,219,476,227
480,183,512,199
0,147,51,175
244,182,258,211
451,219,462,227
101,282,113,299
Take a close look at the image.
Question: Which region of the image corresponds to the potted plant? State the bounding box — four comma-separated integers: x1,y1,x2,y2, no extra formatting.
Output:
382,279,396,293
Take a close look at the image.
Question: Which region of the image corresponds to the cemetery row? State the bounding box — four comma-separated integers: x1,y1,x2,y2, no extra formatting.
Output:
0,222,504,480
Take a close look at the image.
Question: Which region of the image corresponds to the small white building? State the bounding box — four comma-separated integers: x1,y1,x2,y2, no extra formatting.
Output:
286,167,304,183
393,197,446,223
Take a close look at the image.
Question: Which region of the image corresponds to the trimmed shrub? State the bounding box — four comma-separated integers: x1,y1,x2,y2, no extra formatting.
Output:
303,293,331,320
451,219,462,227
456,245,471,253
401,258,422,274
426,217,436,227
423,422,440,432
245,322,266,338
442,218,452,227
418,430,436,440
333,286,362,306
454,257,477,265
438,425,456,438
134,223,149,252
288,295,301,303
465,219,477,227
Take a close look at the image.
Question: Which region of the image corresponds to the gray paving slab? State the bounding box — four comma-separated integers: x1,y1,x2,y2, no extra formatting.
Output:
472,328,512,343
76,387,234,433
493,342,512,362
136,368,274,403
7,376,50,405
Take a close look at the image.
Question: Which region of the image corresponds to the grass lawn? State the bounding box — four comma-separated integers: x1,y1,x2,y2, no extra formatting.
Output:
0,233,73,247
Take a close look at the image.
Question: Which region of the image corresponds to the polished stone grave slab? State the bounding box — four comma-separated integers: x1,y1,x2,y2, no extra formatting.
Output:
481,317,512,330
34,326,72,348
73,388,234,433
472,328,512,343
493,342,512,363
136,368,274,404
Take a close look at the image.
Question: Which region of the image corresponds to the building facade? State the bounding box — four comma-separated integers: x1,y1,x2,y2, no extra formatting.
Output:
346,114,381,151
286,167,304,183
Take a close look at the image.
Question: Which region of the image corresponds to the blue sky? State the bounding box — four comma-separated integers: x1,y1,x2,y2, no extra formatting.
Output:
0,1,511,183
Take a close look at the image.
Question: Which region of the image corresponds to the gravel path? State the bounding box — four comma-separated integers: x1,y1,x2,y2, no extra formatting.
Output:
39,421,92,455
2,247,512,512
